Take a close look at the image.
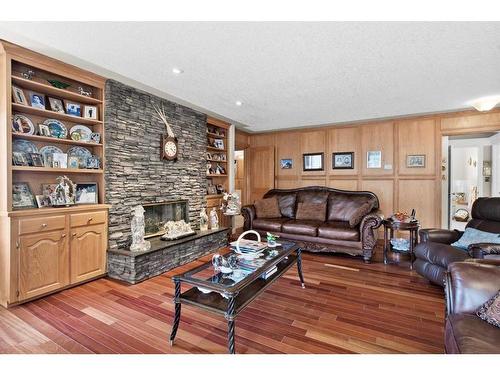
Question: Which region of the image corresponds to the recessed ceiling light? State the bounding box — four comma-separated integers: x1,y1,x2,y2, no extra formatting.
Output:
172,68,183,74
235,101,243,106
469,95,500,112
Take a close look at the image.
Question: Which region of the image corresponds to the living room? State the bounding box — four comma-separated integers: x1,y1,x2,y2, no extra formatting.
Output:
1,1,499,372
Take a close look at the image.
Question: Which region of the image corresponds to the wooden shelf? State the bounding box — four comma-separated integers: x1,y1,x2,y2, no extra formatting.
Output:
207,146,226,152
206,194,223,199
12,166,103,174
12,103,102,126
207,132,226,138
12,76,102,105
12,133,102,147
206,159,227,163
8,203,112,217
206,174,227,177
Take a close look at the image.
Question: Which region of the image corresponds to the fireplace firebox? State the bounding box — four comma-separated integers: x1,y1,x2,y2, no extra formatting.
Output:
143,200,189,238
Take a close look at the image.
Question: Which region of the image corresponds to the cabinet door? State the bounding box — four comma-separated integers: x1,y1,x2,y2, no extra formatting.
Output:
19,230,69,301
70,224,107,283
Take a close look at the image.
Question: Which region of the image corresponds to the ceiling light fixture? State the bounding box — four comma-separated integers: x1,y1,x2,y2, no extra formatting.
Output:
235,101,243,106
172,68,184,74
469,95,500,112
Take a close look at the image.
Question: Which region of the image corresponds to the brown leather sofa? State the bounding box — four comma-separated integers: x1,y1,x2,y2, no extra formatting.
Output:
445,259,500,354
241,186,383,263
414,197,500,286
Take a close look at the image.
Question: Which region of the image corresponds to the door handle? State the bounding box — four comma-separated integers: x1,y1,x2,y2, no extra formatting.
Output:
41,223,48,228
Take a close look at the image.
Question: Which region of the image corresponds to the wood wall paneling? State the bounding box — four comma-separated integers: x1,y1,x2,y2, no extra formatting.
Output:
397,119,436,176
246,146,275,203
235,129,250,150
441,112,500,134
361,122,394,176
327,179,358,191
397,179,437,229
360,180,394,218
276,132,300,178
328,127,361,176
300,130,327,176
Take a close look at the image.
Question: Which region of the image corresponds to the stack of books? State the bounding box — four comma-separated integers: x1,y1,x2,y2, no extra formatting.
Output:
230,239,267,254
260,266,277,280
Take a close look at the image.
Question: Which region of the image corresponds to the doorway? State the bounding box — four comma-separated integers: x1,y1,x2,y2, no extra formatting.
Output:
442,132,500,230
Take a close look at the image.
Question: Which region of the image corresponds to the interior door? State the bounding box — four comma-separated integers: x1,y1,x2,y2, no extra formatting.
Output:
245,146,275,203
19,230,69,300
70,224,106,283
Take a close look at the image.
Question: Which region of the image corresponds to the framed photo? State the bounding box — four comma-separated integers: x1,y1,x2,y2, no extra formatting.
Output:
12,152,29,166
332,152,354,169
42,184,58,198
53,153,68,169
75,183,98,204
280,159,293,169
65,101,81,117
367,151,382,169
12,86,27,105
89,132,101,144
12,183,37,209
12,114,35,134
86,156,100,169
29,153,44,167
407,154,426,168
28,91,46,110
213,139,224,149
35,195,51,208
303,153,324,171
43,153,53,168
83,105,98,120
48,97,65,113
68,156,80,169
38,124,51,137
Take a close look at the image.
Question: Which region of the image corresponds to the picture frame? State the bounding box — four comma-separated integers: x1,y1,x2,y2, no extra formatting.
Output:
213,139,225,149
65,101,81,117
367,151,382,169
86,156,100,169
75,183,98,204
35,195,51,208
406,154,426,168
89,132,101,144
53,153,68,169
83,105,98,120
332,152,354,169
48,97,65,113
29,153,44,167
12,114,35,134
280,159,293,169
42,184,58,198
43,153,53,168
68,156,80,169
12,182,37,209
38,124,51,137
12,86,28,105
28,91,46,110
12,152,29,166
303,153,324,171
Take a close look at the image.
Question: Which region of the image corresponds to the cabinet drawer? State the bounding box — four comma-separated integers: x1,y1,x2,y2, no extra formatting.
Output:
70,211,106,228
19,215,66,235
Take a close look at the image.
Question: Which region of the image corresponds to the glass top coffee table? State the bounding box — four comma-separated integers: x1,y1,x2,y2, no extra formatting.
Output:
169,241,304,354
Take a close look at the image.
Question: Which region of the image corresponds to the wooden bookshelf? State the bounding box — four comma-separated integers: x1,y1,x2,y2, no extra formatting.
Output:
0,40,109,307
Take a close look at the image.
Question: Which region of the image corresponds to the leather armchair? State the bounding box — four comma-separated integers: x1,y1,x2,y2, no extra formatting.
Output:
444,260,500,353
468,243,500,259
419,228,463,244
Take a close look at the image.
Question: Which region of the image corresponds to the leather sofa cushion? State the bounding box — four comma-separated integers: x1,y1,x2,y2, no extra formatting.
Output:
327,193,376,224
413,259,446,286
318,221,359,241
297,191,329,204
296,202,326,221
414,241,469,269
282,220,322,237
254,196,281,219
445,313,500,354
252,218,290,233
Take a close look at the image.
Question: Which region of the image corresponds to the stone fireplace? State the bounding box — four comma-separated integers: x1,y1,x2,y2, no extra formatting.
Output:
144,200,189,238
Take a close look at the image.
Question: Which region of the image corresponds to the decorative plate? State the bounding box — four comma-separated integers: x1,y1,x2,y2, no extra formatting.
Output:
13,139,38,153
67,146,92,168
69,125,92,142
12,114,35,135
40,145,64,160
43,119,67,139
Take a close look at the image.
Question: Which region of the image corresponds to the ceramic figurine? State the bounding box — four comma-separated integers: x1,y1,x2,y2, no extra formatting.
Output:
130,205,151,252
210,207,219,230
49,175,76,206
200,208,209,231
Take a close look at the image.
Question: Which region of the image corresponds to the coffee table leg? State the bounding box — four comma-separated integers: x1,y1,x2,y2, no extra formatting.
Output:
225,296,236,354
296,248,305,288
169,278,182,346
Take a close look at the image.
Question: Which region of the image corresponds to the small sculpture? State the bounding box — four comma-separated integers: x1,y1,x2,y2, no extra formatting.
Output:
161,220,195,240
222,192,241,216
48,176,76,206
130,205,151,252
21,70,35,80
266,232,279,248
210,208,219,230
200,208,209,231
78,86,93,97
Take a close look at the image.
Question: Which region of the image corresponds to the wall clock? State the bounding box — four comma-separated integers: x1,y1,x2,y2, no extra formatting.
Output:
154,104,178,161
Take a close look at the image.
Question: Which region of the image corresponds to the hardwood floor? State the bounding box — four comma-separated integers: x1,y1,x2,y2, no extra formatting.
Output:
0,248,445,354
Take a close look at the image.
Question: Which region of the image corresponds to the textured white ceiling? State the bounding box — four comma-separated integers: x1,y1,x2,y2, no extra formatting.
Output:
1,22,499,132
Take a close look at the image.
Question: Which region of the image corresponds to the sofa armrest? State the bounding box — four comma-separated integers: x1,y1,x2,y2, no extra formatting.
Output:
467,243,500,259
360,210,383,250
445,261,500,316
419,228,463,245
241,205,256,231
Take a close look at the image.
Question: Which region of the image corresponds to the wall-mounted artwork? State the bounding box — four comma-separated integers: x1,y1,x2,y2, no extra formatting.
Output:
303,153,324,171
280,159,293,169
332,152,354,169
407,154,425,168
367,151,382,168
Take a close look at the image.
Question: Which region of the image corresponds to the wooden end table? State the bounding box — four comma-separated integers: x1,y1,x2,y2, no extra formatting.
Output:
383,219,420,270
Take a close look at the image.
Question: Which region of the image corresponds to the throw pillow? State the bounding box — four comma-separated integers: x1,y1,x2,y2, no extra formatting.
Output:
254,197,281,219
348,202,373,228
451,227,500,250
476,290,500,328
296,202,326,221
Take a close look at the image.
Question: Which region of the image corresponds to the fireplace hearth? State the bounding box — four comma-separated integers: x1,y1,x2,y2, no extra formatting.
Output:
143,200,189,238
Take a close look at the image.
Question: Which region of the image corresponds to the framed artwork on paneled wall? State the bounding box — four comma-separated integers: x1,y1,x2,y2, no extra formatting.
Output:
303,153,324,171
406,154,426,168
367,151,382,168
332,152,354,169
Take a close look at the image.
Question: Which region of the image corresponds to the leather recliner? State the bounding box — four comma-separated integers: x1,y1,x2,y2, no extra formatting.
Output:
414,197,500,286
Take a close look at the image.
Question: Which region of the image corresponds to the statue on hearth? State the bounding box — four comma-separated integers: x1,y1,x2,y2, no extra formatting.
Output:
130,205,151,252
210,207,219,230
200,208,209,231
